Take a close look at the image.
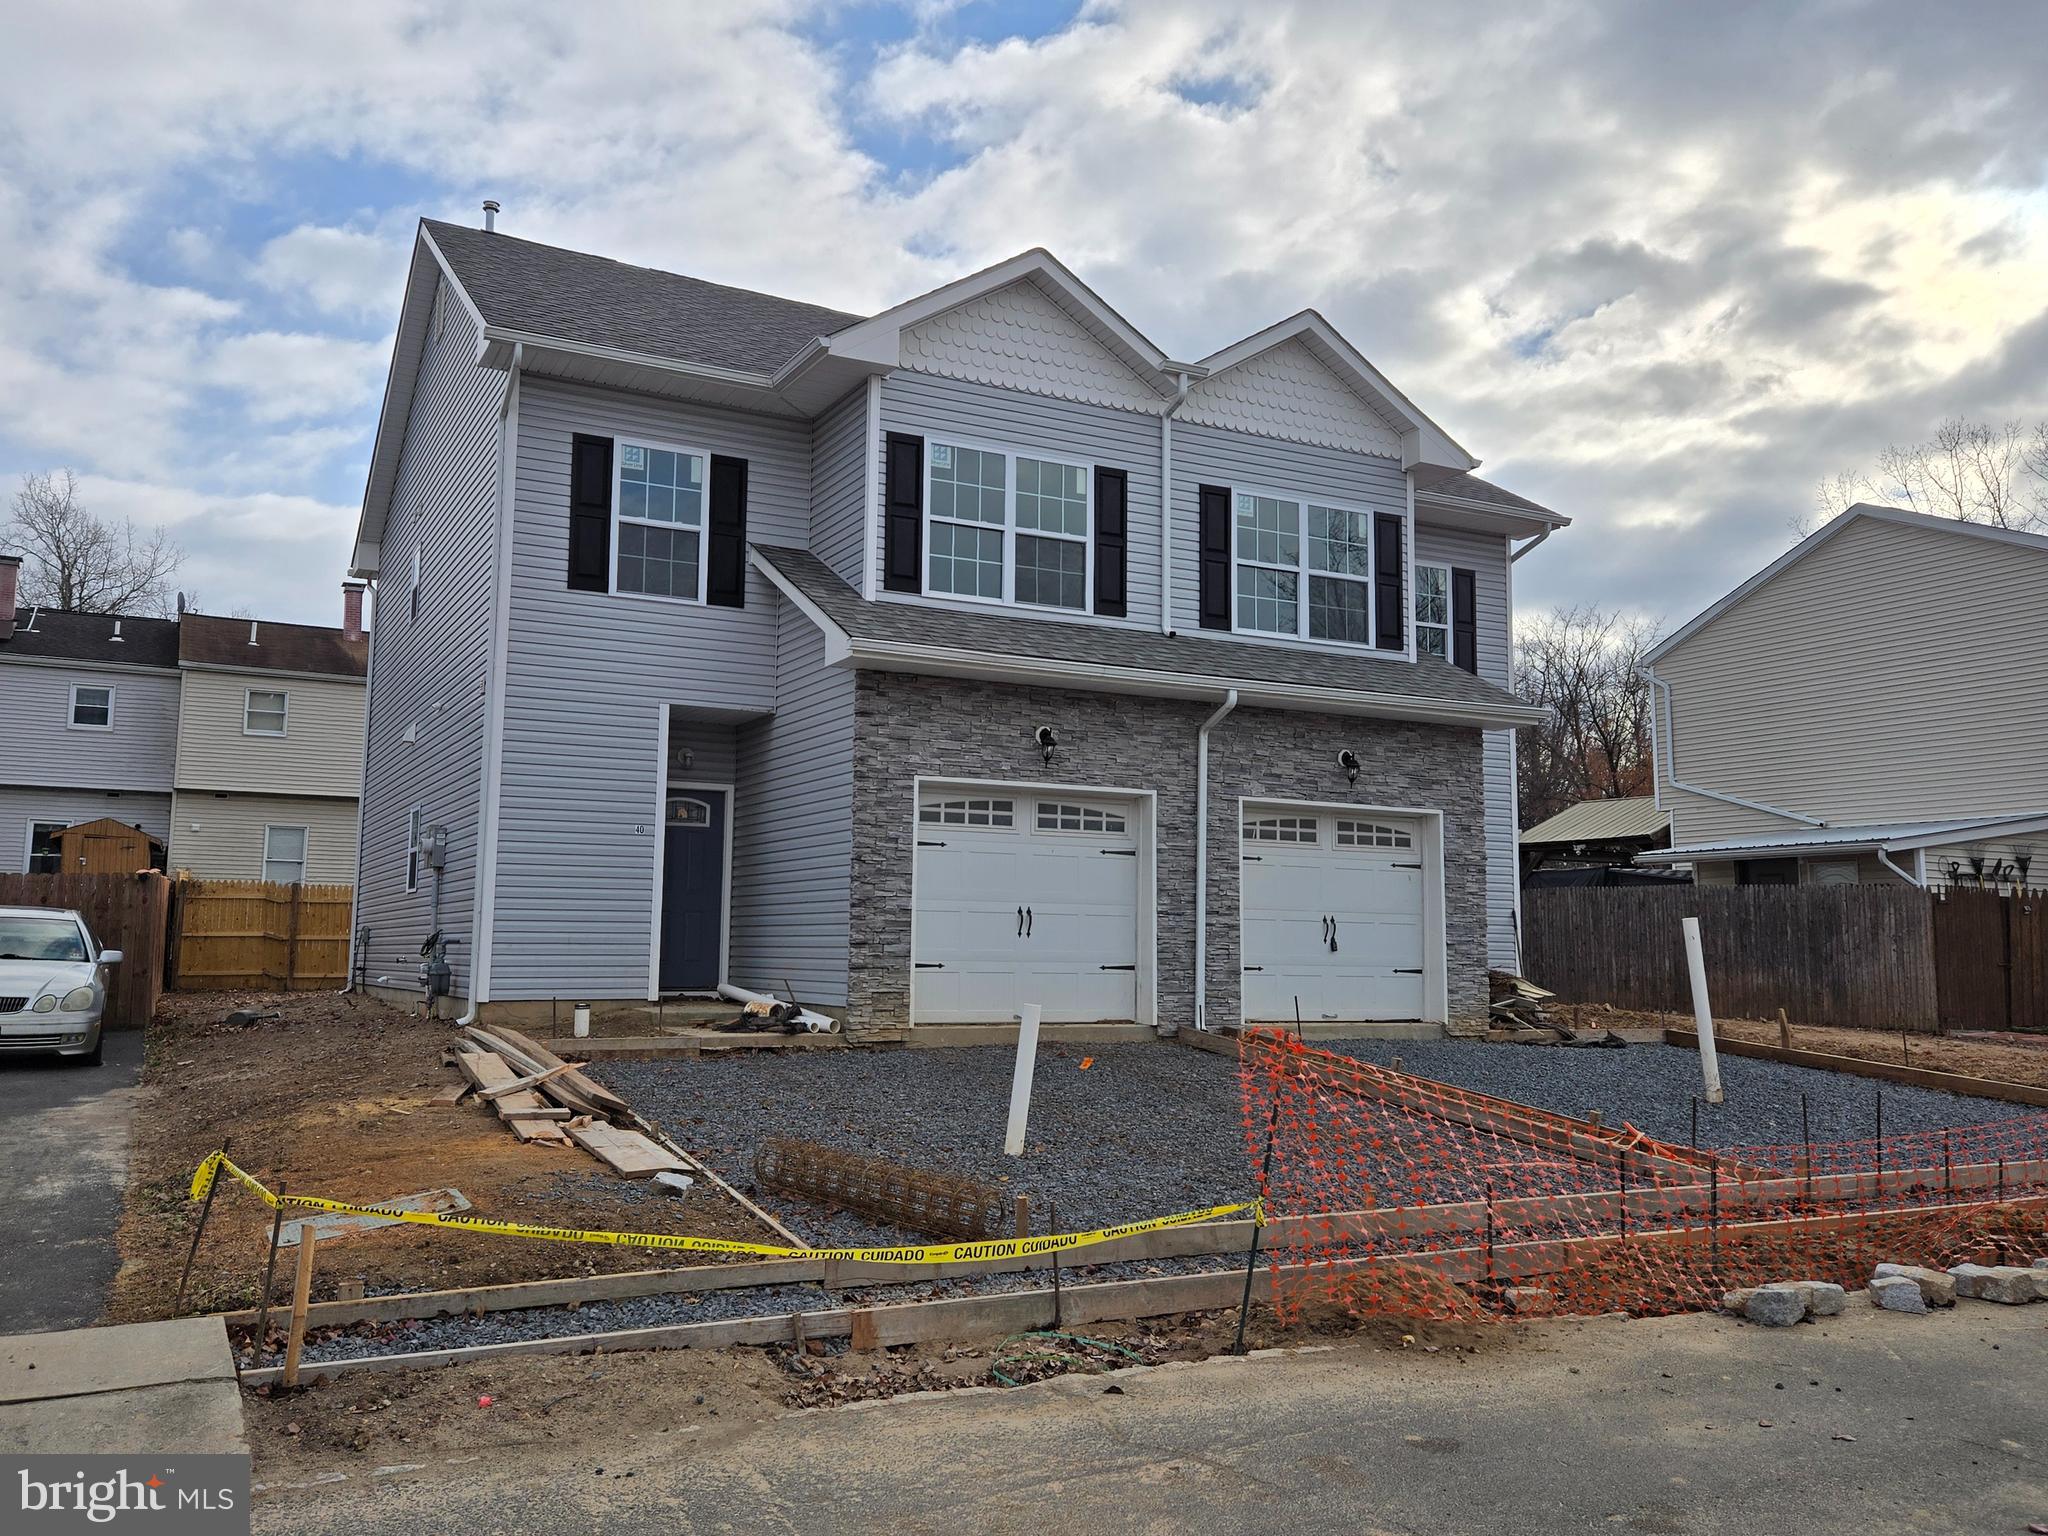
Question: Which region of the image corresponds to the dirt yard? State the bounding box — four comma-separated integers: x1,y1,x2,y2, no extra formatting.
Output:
1566,1006,2048,1091
109,991,795,1322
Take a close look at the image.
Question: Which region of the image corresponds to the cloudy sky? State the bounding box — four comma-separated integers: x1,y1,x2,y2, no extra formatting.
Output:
4,0,2044,631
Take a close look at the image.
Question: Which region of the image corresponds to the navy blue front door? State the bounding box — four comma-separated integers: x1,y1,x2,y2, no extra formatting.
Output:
659,790,726,992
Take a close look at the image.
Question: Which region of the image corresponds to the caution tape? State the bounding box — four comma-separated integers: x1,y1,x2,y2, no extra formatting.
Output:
188,1151,1261,1266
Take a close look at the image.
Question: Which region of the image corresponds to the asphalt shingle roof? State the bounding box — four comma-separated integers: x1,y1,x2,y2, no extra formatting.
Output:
423,220,865,376
0,609,179,668
179,613,367,678
753,545,1532,715
1420,471,1558,518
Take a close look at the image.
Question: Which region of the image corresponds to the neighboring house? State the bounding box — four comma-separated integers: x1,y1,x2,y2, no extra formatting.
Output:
1519,796,1671,879
349,215,1566,1032
169,605,368,883
0,553,368,882
1640,504,2048,889
0,554,180,873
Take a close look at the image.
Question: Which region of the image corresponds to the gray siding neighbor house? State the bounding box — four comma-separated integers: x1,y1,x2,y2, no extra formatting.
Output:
1639,504,2048,891
348,218,1567,1034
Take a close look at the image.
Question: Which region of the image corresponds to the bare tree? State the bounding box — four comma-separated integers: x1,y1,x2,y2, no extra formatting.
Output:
1514,605,1661,828
1,470,185,615
1812,417,2048,534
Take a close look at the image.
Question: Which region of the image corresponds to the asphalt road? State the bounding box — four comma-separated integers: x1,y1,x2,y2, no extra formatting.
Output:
0,1029,144,1333
253,1301,2048,1535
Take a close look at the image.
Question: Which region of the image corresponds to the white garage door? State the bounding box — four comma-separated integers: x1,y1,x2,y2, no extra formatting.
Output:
913,791,1142,1024
1240,806,1427,1022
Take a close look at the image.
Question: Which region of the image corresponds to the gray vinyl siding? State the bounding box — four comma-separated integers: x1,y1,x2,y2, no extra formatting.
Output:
488,378,811,999
1415,521,1518,970
0,786,172,873
872,371,1163,630
1167,421,1407,636
810,384,868,589
729,597,855,1004
0,660,179,792
665,719,737,784
353,277,501,998
1654,516,2048,847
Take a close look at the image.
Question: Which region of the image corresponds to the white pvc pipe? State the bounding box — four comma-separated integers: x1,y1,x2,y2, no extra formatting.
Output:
1682,916,1724,1104
715,982,841,1034
1004,1004,1042,1156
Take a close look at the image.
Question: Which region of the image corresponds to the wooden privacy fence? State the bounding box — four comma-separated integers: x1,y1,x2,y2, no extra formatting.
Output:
1522,884,1942,1032
0,872,169,1030
168,880,353,991
1933,887,2048,1034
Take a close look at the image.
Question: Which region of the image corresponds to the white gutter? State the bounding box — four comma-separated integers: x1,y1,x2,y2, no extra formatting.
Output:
860,376,882,602
1510,527,1554,563
1159,371,1191,635
1192,689,1239,1032
460,342,524,1025
1647,668,1825,828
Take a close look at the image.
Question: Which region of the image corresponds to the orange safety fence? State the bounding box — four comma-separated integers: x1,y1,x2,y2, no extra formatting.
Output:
1237,1028,2048,1323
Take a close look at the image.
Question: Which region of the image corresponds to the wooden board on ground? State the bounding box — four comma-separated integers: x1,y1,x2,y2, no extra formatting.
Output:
564,1120,689,1179
453,1048,569,1143
1664,1028,2048,1108
279,1189,472,1248
467,1025,630,1117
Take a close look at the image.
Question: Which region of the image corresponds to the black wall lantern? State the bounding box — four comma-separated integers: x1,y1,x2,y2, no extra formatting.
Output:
1337,749,1361,785
1035,725,1059,765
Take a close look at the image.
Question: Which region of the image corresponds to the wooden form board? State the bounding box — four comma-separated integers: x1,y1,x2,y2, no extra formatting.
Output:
564,1120,688,1178
215,1154,2046,1334
1665,1029,2048,1109
454,1049,568,1143
242,1193,2048,1388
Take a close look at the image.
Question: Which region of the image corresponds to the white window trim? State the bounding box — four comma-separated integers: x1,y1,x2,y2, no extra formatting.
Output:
922,435,1094,614
67,683,116,732
610,434,711,607
243,687,290,737
1413,559,1452,661
405,804,423,894
23,820,67,874
1227,484,1382,652
263,823,310,885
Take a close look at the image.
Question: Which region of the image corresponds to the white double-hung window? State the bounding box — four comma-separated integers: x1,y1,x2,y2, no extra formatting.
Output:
1414,562,1451,659
1233,491,1374,645
926,441,1091,612
614,440,707,602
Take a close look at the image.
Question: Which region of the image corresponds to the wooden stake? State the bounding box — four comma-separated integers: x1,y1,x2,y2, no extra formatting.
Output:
173,1139,231,1316
250,1184,289,1357
283,1229,318,1388
1014,1194,1030,1239
1777,1008,1791,1051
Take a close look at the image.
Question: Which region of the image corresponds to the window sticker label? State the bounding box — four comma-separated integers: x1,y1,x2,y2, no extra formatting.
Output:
621,444,646,470
930,443,953,469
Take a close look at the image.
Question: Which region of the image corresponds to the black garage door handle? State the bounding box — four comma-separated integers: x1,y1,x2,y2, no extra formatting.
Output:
915,962,945,970
1099,964,1136,971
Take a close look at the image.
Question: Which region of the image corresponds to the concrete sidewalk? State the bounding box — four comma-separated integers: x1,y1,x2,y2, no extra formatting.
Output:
0,1316,247,1455
0,1028,146,1333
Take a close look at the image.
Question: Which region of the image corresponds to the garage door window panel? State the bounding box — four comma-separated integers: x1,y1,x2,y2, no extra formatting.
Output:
919,797,1015,828
1244,814,1319,844
1036,802,1128,835
1336,819,1413,849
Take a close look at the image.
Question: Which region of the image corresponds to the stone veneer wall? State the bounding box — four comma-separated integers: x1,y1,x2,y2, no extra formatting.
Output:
847,671,1490,1033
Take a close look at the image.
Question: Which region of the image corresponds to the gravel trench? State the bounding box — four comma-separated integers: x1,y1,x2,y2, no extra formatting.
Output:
1321,1040,2042,1150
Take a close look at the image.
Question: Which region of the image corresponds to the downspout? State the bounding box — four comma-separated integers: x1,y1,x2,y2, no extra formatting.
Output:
1159,371,1191,635
1876,846,1925,887
1192,688,1239,1031
340,574,377,993
458,342,523,1027
1510,526,1554,563
1647,668,1825,828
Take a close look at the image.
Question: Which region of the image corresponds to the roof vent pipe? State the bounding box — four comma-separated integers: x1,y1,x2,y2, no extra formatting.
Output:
482,199,500,232
110,620,123,642
248,620,260,647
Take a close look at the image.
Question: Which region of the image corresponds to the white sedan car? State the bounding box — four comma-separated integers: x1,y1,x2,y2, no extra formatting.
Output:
0,906,123,1064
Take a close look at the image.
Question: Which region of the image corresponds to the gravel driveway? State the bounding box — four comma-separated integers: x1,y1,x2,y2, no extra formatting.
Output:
596,1041,1259,1247
1322,1039,2043,1150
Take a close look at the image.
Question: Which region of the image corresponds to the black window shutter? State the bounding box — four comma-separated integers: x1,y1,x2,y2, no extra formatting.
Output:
706,455,748,608
1373,512,1404,650
884,433,924,594
567,434,613,591
1093,467,1128,617
1451,566,1479,673
1198,484,1231,630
